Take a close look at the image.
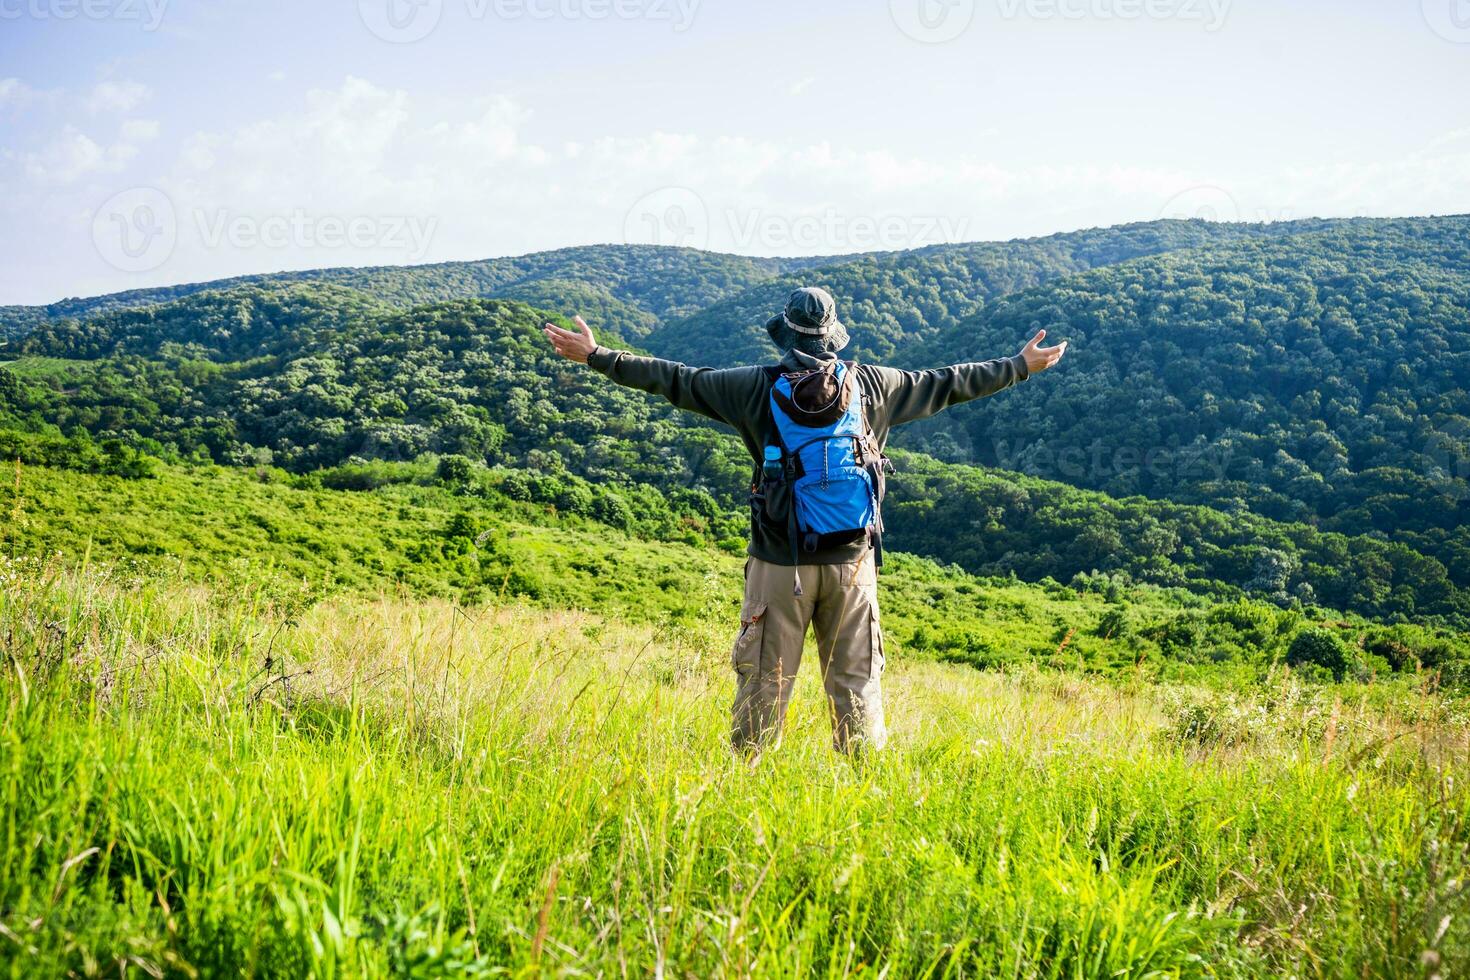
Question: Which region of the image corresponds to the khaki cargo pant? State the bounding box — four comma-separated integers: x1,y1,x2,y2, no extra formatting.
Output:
730,553,888,753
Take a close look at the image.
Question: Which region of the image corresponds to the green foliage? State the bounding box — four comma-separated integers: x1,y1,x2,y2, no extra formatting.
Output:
6,278,1468,624
886,450,1469,625
435,453,475,484
1287,626,1357,681
0,426,160,478
4,216,1469,627
0,243,833,337
901,218,1470,579
645,218,1331,365
10,460,1469,688
3,560,1468,977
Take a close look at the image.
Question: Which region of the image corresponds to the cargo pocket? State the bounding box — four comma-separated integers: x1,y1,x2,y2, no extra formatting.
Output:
849,558,883,678
731,600,768,676
848,551,878,592
869,605,886,678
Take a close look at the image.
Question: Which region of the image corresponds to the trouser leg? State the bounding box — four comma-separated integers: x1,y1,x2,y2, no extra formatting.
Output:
811,551,888,753
730,558,813,751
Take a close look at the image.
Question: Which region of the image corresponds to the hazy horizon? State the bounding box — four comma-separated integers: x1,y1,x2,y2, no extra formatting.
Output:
9,209,1470,308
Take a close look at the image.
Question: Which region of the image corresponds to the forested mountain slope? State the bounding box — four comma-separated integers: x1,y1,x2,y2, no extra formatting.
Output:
0,218,1329,348
893,216,1470,577
0,244,848,342
643,218,1343,366
3,285,1466,623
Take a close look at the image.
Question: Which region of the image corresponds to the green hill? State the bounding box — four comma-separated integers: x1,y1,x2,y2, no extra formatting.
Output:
0,243,846,343
4,284,1468,624
4,215,1470,624
897,217,1470,576
642,218,1341,366
8,458,1468,685
0,219,1326,350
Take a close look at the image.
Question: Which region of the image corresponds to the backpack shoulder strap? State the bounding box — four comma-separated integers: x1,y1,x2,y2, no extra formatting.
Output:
760,365,785,452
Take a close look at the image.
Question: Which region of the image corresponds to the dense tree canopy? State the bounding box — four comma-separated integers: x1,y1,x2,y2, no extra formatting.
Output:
642,218,1339,366
0,243,841,341
4,262,1467,625
896,218,1470,579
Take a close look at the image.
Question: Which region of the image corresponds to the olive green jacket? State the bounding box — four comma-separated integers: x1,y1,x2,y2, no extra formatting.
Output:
586,345,1029,565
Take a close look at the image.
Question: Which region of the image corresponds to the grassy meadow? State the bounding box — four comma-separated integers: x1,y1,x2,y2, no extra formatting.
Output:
3,462,1470,976
4,559,1469,977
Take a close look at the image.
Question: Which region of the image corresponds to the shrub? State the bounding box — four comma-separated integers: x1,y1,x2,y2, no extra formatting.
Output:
436,454,475,484
1365,629,1418,672
1146,614,1205,661
1286,627,1355,681
498,471,532,501
318,460,425,491
591,490,633,532
1095,607,1129,640
554,482,595,517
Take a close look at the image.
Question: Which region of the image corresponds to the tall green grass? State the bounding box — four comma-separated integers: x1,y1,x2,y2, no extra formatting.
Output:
12,460,1469,693
3,558,1467,977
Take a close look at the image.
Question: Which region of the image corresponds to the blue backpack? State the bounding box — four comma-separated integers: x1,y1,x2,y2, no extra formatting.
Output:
757,360,891,593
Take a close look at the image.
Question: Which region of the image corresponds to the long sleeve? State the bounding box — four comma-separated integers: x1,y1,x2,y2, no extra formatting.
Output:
586,346,766,427
862,355,1029,429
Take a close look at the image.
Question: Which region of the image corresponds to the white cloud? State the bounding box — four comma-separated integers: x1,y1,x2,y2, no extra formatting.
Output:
120,119,161,143
17,116,160,184
22,127,108,183
158,79,1469,264
87,80,151,114
6,75,1470,302
178,76,409,198
0,78,36,109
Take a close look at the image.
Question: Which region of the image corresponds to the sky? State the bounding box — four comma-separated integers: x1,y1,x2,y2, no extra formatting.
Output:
0,0,1467,304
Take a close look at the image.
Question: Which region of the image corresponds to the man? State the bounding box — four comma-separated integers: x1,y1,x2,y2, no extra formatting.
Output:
544,286,1066,753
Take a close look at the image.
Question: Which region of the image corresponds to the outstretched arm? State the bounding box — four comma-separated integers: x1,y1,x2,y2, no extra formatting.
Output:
543,315,762,426
872,329,1068,428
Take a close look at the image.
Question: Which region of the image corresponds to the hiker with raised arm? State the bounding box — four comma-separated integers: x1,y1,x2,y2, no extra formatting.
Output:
544,287,1066,753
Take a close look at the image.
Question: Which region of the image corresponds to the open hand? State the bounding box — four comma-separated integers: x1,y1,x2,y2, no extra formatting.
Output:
543,315,597,363
1019,329,1067,375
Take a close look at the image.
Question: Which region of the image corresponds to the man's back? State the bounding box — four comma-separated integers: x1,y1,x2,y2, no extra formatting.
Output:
543,290,1066,754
